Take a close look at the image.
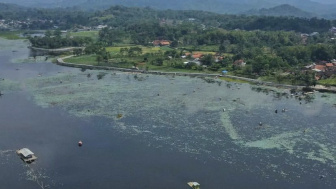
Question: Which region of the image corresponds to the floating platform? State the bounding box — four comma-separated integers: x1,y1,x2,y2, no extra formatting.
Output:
187,182,200,189
16,148,37,163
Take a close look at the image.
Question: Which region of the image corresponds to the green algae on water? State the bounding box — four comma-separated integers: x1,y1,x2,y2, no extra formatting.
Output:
0,79,20,92
24,69,336,181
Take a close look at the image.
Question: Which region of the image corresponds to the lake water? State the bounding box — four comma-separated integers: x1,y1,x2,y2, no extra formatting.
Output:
1,38,336,189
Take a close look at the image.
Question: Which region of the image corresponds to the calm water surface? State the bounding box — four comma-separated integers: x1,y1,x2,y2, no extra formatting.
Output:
1,38,336,189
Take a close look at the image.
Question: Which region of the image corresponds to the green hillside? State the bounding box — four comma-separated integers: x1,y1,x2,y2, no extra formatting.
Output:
244,4,317,18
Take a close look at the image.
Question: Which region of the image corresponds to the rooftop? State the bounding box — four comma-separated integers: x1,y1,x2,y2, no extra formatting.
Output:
326,63,334,67
17,148,34,158
314,65,326,71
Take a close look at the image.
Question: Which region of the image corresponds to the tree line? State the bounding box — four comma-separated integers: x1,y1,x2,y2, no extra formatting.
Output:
28,30,93,49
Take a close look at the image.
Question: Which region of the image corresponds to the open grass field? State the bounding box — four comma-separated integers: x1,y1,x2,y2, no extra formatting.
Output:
182,45,219,52
0,31,24,40
65,55,98,65
192,51,217,55
317,77,336,86
70,31,99,41
106,46,170,54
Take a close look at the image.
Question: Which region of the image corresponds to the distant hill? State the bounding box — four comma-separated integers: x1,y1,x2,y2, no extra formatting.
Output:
0,4,333,33
311,0,335,4
0,2,28,11
0,0,335,19
244,4,317,18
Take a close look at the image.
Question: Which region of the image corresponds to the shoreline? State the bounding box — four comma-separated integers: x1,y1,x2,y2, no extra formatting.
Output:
56,56,336,93
29,46,84,52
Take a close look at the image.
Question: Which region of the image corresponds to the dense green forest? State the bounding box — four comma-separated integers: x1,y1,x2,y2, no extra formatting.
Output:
1,4,335,33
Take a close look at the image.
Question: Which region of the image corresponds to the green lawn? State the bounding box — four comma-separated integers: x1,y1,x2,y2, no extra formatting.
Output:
70,31,99,41
106,46,168,54
182,45,219,52
0,31,24,40
159,46,173,51
317,77,336,86
65,55,98,65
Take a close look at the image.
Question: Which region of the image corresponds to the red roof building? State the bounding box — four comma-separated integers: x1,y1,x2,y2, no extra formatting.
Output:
314,65,326,71
326,63,334,67
152,40,171,46
192,53,203,59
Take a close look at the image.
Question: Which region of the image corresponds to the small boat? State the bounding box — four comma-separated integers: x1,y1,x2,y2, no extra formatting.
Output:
16,148,37,163
78,140,83,146
187,182,200,189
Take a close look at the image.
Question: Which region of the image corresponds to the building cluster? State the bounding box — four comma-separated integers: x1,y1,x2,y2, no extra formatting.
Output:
330,27,336,34
304,60,336,80
0,19,8,29
0,19,54,30
0,19,24,29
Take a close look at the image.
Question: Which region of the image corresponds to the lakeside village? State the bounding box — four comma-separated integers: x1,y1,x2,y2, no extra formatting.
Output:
154,38,336,79
3,17,336,84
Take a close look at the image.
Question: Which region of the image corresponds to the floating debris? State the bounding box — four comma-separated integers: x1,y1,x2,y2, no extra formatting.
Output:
97,72,107,80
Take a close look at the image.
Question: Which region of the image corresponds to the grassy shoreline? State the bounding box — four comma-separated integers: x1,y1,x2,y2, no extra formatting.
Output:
62,55,336,93
65,54,222,74
0,31,24,40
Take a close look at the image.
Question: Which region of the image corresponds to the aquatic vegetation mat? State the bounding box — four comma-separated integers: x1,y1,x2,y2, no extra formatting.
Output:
25,70,336,185
0,79,20,92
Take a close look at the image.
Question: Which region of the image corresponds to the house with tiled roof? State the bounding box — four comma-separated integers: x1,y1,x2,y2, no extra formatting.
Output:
192,53,203,59
152,40,171,46
313,65,326,72
326,63,334,67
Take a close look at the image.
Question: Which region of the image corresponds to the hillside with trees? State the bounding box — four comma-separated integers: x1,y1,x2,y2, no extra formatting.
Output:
1,0,336,19
243,4,317,18
1,4,334,33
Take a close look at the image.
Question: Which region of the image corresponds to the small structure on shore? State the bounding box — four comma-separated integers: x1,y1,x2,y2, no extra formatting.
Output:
16,148,37,163
187,182,200,189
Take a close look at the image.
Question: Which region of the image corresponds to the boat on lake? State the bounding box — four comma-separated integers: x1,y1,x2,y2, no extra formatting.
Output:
187,182,200,189
16,148,37,163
